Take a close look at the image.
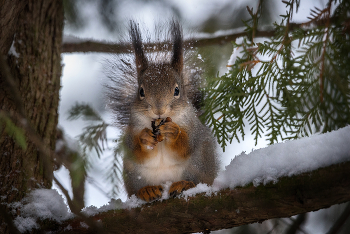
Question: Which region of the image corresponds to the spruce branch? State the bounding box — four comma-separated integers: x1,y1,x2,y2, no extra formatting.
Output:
68,102,103,121
67,103,109,159
105,137,124,198
79,122,109,159
317,3,332,103
203,0,350,149
67,103,123,197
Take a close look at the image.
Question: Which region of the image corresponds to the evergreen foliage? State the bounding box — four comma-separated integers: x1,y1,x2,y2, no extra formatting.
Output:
68,103,109,159
203,0,350,150
67,103,122,198
105,137,124,197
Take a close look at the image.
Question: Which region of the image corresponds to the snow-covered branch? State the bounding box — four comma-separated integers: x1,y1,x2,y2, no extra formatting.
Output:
31,160,350,233
18,127,350,233
61,17,345,54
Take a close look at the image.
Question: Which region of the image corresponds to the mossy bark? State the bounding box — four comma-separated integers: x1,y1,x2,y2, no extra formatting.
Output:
0,0,63,232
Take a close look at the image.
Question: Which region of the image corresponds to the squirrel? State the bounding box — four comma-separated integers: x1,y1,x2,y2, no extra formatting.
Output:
106,21,219,202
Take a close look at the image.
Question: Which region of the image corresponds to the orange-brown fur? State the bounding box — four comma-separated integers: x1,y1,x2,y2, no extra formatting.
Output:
137,185,163,202
132,122,190,164
111,21,219,202
169,180,195,197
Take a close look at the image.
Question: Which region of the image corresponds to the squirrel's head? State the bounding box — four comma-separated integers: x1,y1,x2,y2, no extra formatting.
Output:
130,21,190,121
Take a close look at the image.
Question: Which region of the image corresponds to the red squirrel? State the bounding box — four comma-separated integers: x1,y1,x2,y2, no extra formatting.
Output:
106,21,218,202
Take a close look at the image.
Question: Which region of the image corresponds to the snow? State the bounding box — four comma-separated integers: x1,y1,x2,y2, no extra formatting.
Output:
227,37,244,69
62,34,89,44
66,124,350,204
172,126,350,198
14,217,38,233
82,195,150,218
64,133,81,153
8,40,19,58
55,139,65,153
213,126,350,190
62,34,113,46
12,189,73,233
12,126,350,232
182,183,215,200
80,222,89,229
82,198,123,216
83,181,184,215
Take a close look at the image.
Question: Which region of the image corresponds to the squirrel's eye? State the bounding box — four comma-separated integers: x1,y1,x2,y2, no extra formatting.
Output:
174,86,180,97
139,87,145,99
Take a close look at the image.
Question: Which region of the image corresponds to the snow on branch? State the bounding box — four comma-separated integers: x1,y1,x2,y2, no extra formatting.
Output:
16,126,350,233
214,126,350,190
61,29,270,54
27,160,350,233
61,16,344,54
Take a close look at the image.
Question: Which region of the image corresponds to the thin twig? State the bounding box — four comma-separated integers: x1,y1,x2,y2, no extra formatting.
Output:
279,217,309,234
326,202,350,234
265,220,280,234
53,177,107,233
285,213,308,234
319,4,332,103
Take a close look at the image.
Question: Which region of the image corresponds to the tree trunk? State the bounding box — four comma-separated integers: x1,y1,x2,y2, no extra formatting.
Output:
0,0,63,232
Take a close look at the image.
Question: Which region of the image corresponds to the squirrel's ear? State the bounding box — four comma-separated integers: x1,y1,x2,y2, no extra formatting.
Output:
171,21,183,74
130,21,148,75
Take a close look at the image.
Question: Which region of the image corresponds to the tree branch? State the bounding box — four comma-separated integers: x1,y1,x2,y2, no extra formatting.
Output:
40,160,350,233
285,213,307,234
61,17,347,54
326,202,350,234
61,30,271,54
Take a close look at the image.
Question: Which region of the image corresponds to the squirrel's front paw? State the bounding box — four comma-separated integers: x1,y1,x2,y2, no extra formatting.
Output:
158,121,180,142
169,180,195,197
139,128,157,150
137,185,163,202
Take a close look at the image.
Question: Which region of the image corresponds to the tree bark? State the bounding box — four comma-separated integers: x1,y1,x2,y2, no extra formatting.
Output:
0,0,26,55
0,0,63,232
36,160,350,233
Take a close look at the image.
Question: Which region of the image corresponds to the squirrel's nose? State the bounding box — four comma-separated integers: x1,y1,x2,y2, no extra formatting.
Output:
152,105,166,116
152,108,165,116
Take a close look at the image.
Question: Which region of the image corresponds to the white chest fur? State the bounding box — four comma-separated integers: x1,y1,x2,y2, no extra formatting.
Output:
139,143,188,185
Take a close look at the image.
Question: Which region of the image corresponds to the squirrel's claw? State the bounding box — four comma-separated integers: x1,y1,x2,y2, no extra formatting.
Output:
169,180,195,198
139,128,157,150
152,117,172,142
158,121,180,141
137,185,163,202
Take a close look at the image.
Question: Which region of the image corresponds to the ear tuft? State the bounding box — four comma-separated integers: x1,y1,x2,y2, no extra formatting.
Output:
170,21,183,74
130,21,148,75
